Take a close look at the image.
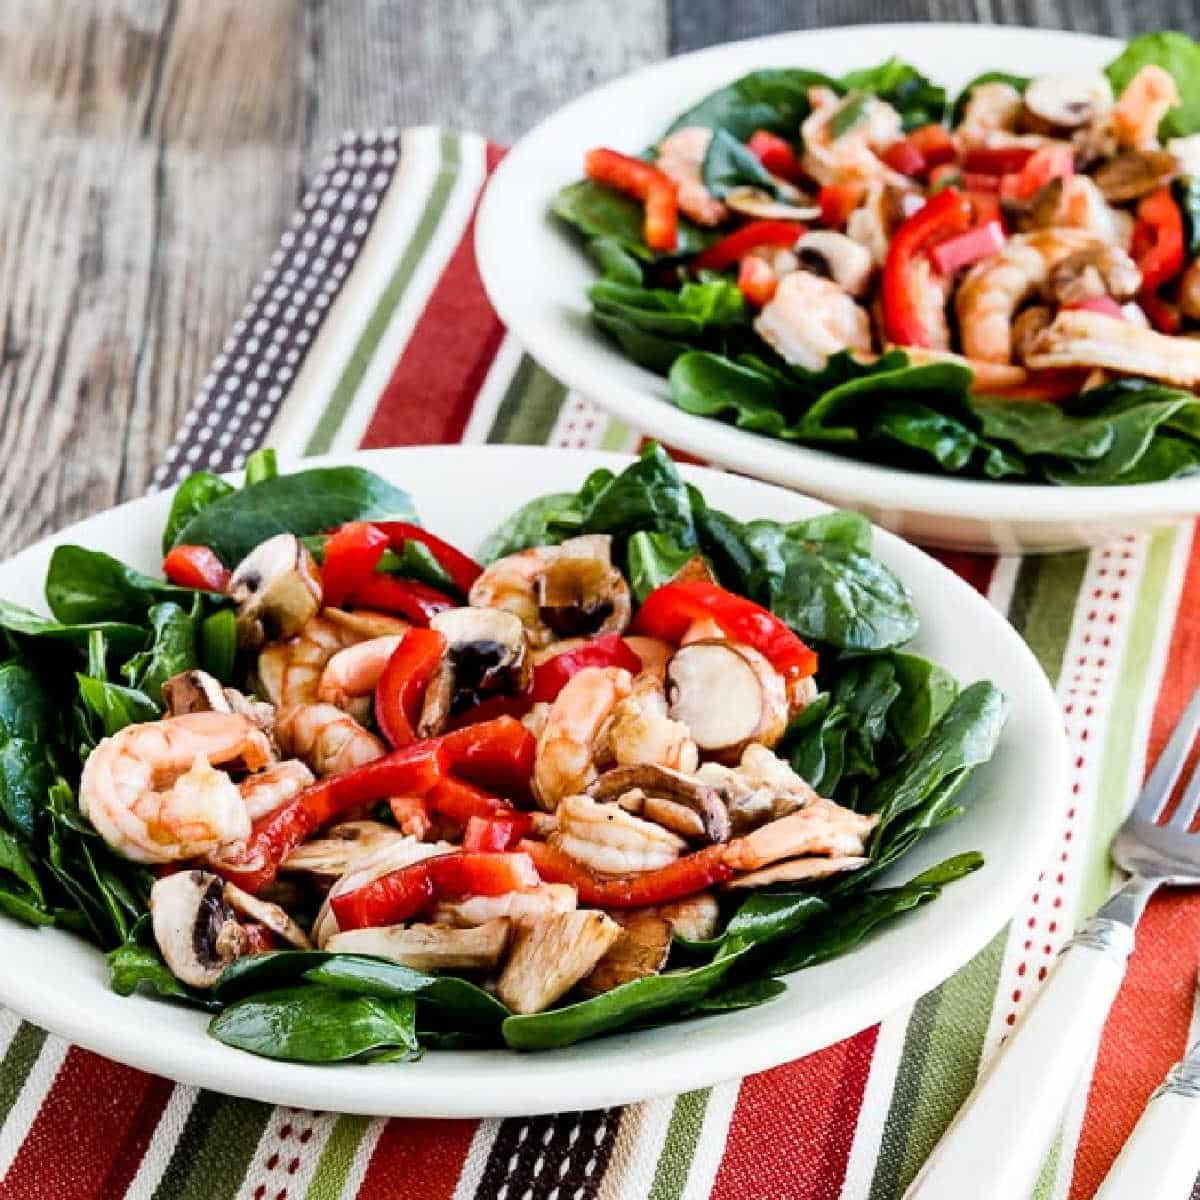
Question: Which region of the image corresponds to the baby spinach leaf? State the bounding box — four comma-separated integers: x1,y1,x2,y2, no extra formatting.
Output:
587,236,643,285
0,828,43,906
199,608,238,684
303,955,510,1027
214,950,334,1000
968,395,1116,461
593,312,695,373
783,693,852,794
722,892,830,950
477,493,584,562
1093,432,1200,484
626,531,702,602
210,985,419,1063
0,599,144,654
951,71,1029,125
665,67,835,140
0,741,54,841
828,92,870,139
837,59,946,129
1106,32,1200,139
889,654,960,750
243,448,279,485
0,663,56,744
76,675,159,737
589,278,746,340
869,401,1027,479
172,467,418,566
121,602,199,701
162,472,235,555
670,351,790,437
701,127,785,198
551,181,715,261
46,546,204,626
690,977,787,1013
108,943,221,1011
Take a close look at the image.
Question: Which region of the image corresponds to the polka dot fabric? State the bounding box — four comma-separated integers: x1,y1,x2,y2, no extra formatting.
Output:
151,128,402,489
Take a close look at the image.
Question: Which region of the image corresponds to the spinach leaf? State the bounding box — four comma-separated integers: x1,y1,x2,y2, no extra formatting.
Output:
477,493,583,562
626,532,701,602
587,237,643,285
46,546,204,626
162,472,235,555
108,942,221,1011
576,442,698,549
0,828,49,924
244,448,279,485
690,978,787,1013
1106,33,1200,139
0,663,56,744
303,955,510,1027
589,278,746,340
0,599,144,654
889,653,960,750
76,675,159,737
701,127,785,198
172,467,418,566
0,740,55,841
969,395,1117,461
951,71,1029,125
214,949,334,1000
551,181,715,261
1093,432,1200,484
209,985,420,1063
665,68,835,140
722,892,830,950
592,312,695,373
837,59,946,129
199,608,238,683
121,602,198,701
670,352,790,437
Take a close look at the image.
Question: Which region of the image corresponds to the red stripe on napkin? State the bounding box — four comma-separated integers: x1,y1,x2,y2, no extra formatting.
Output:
1,1049,166,1200
1068,523,1200,1199
360,144,507,450
357,1118,478,1200
710,1027,877,1200
95,1075,174,1200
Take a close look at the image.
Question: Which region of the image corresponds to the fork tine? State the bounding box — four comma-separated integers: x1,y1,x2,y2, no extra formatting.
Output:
1168,754,1200,831
1135,686,1200,822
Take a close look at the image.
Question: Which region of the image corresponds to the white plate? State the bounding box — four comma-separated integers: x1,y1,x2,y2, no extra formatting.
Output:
0,445,1066,1116
476,23,1200,554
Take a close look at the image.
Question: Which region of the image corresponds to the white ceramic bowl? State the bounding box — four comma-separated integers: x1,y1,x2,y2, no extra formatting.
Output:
0,446,1066,1115
476,24,1200,554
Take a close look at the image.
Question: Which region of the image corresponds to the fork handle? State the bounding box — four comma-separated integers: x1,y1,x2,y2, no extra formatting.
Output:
1095,1048,1200,1200
904,917,1134,1200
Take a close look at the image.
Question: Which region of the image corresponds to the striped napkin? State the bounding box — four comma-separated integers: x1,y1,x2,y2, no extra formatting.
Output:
1,126,1198,1200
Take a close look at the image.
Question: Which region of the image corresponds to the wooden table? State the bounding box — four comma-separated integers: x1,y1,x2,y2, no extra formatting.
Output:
0,0,1186,555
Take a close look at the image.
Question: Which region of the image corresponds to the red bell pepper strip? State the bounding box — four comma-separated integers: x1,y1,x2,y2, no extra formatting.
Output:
746,130,803,182
1132,186,1185,332
372,522,483,596
907,124,957,170
444,692,535,731
463,812,534,852
962,144,1035,175
881,187,973,348
817,183,864,228
882,138,926,178
966,190,1003,227
736,255,778,307
162,545,230,593
521,839,733,908
998,143,1074,203
332,850,540,931
928,219,1006,274
320,521,390,607
217,740,446,894
962,172,1002,194
426,777,512,825
584,147,678,252
348,573,456,625
631,580,817,684
1063,295,1126,320
440,716,536,800
530,633,643,703
692,220,804,272
374,627,447,749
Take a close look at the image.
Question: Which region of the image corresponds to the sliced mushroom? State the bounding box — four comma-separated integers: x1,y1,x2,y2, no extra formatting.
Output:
326,919,512,972
1043,244,1142,306
228,534,322,650
794,230,874,298
1091,149,1178,203
587,763,730,843
583,914,672,993
162,669,232,716
281,819,410,879
150,870,248,989
1013,304,1054,363
725,186,821,222
433,883,577,928
697,743,821,835
1021,72,1113,134
419,606,531,736
667,640,788,762
643,797,706,839
223,880,312,948
537,555,631,640
727,855,871,889
497,910,623,1014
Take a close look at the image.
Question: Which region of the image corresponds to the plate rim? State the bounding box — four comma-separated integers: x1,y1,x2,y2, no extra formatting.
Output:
0,443,1069,1115
475,22,1200,526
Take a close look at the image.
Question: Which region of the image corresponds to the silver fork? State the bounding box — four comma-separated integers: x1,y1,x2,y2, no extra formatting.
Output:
905,687,1200,1200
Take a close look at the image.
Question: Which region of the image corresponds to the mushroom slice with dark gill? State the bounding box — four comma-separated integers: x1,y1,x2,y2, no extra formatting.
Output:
150,870,248,989
537,547,632,640
1021,72,1113,135
227,533,322,650
667,640,789,762
583,914,672,993
794,230,873,297
725,186,821,222
418,606,530,736
587,763,731,843
1091,150,1178,203
162,670,277,740
224,880,311,948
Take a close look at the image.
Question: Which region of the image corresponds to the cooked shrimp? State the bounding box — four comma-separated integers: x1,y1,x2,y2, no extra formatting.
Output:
553,793,686,875
727,855,870,888
238,759,314,820
317,634,405,721
902,256,952,351
654,126,729,227
1025,309,1200,387
722,798,878,871
754,269,873,370
1055,176,1134,250
80,712,272,864
955,228,1101,362
802,87,907,187
955,81,1043,149
1113,65,1180,149
276,702,384,777
257,609,407,708
608,674,698,775
533,666,632,809
846,181,889,266
469,534,631,648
